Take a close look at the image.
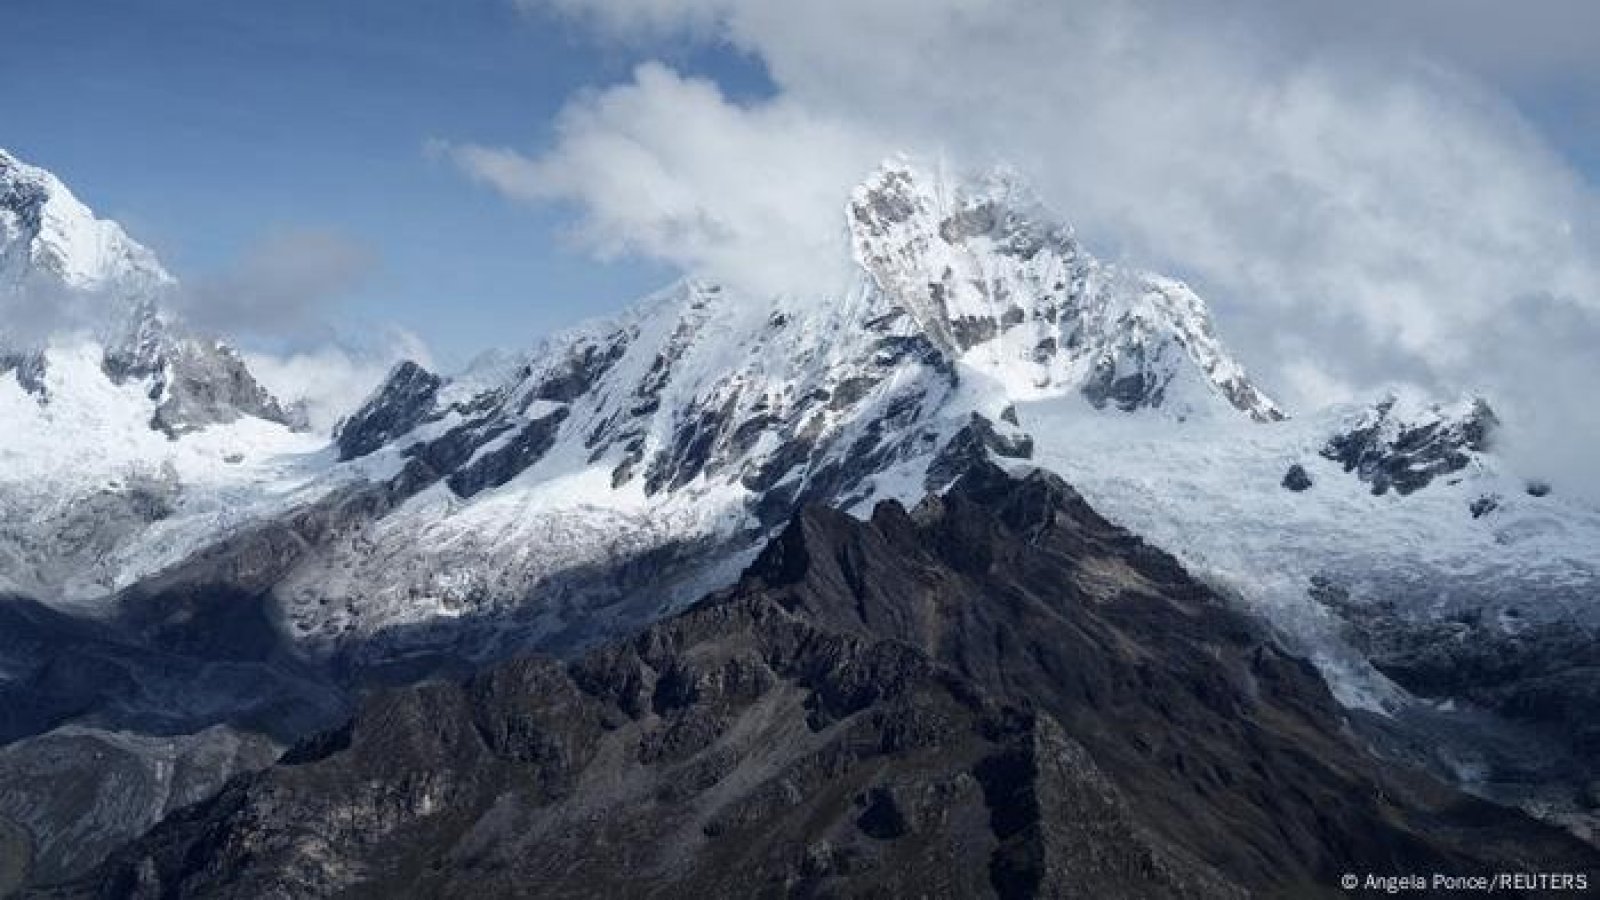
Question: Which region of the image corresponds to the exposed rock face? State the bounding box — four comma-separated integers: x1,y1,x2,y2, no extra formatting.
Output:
1331,589,1600,770
0,590,346,750
0,725,278,894
0,588,344,893
147,337,301,437
63,467,1597,897
1281,463,1313,492
1322,396,1498,495
445,407,571,499
924,413,1034,492
0,350,48,397
1470,494,1501,519
336,361,443,461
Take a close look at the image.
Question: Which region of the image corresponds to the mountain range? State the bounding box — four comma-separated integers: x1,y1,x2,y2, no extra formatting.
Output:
2,147,1597,895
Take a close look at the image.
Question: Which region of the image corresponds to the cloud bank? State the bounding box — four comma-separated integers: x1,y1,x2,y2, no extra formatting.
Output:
171,229,376,338
447,0,1600,496
434,64,882,297
2,224,415,432
245,327,433,433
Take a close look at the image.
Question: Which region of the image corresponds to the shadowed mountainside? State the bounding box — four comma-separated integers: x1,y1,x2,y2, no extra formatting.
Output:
51,464,1597,898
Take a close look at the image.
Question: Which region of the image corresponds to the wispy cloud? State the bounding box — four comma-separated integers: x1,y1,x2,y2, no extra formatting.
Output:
244,326,433,433
170,228,376,339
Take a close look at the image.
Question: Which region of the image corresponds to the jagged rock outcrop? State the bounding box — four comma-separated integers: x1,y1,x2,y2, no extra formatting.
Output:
336,361,444,461
1322,395,1498,495
0,725,278,895
1281,463,1313,492
0,350,48,397
0,588,346,892
60,466,1597,898
0,591,346,749
147,336,301,436
924,412,1034,492
1326,582,1600,779
849,161,1283,423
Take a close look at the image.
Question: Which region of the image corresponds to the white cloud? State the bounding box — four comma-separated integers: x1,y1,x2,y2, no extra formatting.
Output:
481,0,1600,494
435,63,886,297
172,227,413,433
245,328,433,434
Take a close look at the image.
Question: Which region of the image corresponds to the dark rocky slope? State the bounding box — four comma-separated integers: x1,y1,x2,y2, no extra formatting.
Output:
56,465,1598,898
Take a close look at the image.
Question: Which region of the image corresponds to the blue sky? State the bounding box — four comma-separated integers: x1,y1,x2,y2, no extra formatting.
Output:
0,0,769,364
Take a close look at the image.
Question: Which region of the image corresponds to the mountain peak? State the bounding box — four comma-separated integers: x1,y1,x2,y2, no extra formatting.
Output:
1,150,296,435
849,158,1282,422
849,158,1075,278
0,148,171,298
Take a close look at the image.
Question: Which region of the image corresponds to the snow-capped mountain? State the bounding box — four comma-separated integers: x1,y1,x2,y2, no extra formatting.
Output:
0,148,298,427
0,148,170,300
0,148,315,603
235,159,1290,663
5,153,1600,881
850,162,1283,421
11,152,1596,681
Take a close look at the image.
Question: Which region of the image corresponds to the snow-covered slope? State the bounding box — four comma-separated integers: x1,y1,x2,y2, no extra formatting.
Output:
233,160,1284,662
7,152,1597,713
1,148,170,300
0,340,329,603
0,149,317,605
1021,391,1600,710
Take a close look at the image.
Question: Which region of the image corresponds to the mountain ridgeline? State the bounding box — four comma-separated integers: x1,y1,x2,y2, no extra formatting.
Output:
2,147,1599,894
56,464,1598,898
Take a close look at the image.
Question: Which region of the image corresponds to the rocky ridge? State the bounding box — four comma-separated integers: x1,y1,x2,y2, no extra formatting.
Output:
56,465,1599,898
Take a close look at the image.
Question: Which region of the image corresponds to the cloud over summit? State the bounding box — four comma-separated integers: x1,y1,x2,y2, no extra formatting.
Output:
453,0,1600,493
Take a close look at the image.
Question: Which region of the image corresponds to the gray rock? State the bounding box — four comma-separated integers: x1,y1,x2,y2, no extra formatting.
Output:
334,360,442,460
0,351,47,398
1281,463,1313,492
924,413,1034,493
446,407,570,499
0,725,278,892
1322,396,1498,496
148,339,296,438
